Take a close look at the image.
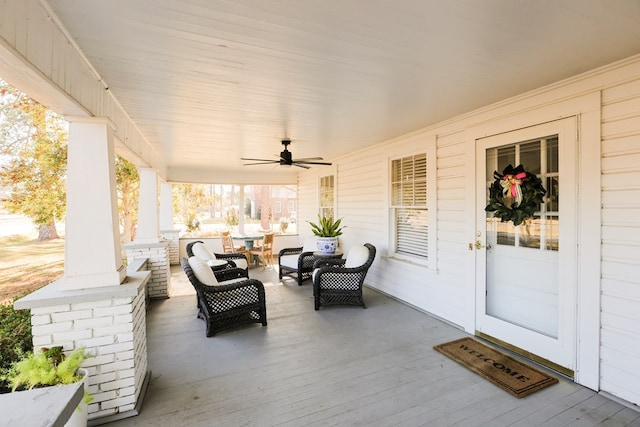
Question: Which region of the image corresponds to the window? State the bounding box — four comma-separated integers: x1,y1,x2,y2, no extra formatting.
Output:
390,153,428,261
319,174,335,219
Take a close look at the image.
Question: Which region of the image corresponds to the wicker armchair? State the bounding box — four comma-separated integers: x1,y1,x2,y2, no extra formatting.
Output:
312,243,376,310
278,237,317,286
186,240,249,273
181,257,267,337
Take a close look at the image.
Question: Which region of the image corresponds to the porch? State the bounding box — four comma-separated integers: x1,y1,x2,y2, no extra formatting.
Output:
106,265,640,426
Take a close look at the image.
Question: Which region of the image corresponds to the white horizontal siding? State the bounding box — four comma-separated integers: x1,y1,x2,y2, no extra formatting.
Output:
598,78,640,405
296,57,640,406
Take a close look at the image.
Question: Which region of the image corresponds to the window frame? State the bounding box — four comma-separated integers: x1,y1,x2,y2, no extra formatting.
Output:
318,173,336,219
387,135,437,269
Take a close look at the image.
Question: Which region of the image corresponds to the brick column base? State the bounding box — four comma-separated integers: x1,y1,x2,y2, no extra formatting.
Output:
160,229,180,265
14,271,151,424
124,242,171,299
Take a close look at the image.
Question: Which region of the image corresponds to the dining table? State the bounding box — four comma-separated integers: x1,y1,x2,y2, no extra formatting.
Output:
230,233,264,250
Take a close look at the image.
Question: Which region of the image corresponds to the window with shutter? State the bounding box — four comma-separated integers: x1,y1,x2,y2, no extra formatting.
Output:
390,154,428,260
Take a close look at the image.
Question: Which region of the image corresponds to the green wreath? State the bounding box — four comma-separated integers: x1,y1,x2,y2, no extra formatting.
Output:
485,164,546,226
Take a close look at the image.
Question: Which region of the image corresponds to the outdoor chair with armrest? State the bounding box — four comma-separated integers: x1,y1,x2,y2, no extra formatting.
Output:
278,236,318,286
180,257,267,337
186,240,249,273
312,243,376,310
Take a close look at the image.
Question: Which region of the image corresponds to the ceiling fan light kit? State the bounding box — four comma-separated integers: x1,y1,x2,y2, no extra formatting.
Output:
242,139,332,169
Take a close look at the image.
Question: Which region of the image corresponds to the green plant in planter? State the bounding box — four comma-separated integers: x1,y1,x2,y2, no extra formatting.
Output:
3,346,93,404
308,215,344,237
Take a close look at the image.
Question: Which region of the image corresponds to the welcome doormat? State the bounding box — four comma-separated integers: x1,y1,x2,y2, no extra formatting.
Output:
434,337,558,398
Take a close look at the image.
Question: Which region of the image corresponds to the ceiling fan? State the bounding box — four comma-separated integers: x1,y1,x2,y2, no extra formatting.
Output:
241,139,332,169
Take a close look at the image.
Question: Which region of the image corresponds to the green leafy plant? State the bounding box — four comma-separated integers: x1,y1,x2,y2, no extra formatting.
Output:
3,346,93,404
0,299,33,393
308,215,344,237
224,207,239,227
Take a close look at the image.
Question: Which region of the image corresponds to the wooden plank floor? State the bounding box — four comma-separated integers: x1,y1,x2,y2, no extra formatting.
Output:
107,265,640,427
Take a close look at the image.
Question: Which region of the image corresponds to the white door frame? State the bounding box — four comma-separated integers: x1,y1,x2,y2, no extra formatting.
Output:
475,118,577,370
462,92,601,389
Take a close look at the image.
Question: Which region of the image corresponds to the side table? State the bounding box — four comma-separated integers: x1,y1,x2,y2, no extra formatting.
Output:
313,251,343,259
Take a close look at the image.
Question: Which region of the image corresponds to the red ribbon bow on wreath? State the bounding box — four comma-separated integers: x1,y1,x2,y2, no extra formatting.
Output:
501,171,526,205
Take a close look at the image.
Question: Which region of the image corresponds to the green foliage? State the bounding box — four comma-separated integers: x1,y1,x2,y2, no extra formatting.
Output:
3,346,91,392
308,215,344,237
172,183,209,232
0,80,68,238
115,155,140,242
485,164,546,226
0,300,33,376
224,207,239,227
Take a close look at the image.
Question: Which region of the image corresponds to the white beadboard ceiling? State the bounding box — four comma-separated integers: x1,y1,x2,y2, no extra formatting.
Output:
44,0,640,182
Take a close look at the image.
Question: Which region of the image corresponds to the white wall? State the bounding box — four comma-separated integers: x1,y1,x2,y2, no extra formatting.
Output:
298,55,640,406
600,78,640,405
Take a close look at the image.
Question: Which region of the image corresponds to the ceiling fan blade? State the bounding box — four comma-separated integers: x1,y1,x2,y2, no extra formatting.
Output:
292,157,324,161
295,160,333,166
241,157,275,162
293,163,311,169
243,161,280,166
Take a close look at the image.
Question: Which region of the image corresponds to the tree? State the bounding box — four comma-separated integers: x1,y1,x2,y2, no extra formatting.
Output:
115,155,139,243
172,183,208,233
0,80,67,240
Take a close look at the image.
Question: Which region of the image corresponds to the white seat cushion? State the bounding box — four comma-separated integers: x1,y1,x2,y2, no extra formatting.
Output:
345,246,369,268
188,256,219,286
279,254,300,269
192,242,214,261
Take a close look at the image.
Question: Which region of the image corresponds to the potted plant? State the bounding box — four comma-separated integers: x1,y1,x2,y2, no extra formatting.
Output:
3,346,93,426
308,215,344,254
279,217,290,233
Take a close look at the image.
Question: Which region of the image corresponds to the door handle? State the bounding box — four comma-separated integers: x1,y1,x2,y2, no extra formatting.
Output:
475,240,493,250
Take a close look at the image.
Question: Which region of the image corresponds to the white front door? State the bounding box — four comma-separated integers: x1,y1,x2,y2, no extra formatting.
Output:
475,118,578,372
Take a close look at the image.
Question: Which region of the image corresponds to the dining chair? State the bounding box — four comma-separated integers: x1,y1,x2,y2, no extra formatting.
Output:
221,231,248,256
249,232,274,269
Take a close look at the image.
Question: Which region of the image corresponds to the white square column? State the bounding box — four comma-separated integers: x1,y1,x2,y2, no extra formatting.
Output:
159,181,180,265
15,116,150,423
135,168,161,245
62,117,126,290
124,168,171,298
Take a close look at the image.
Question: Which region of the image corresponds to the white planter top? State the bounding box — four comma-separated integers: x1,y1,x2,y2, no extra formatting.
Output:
0,381,83,427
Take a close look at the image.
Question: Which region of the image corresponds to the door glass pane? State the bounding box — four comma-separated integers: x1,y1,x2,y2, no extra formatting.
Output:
497,146,515,172
520,141,541,174
547,137,559,173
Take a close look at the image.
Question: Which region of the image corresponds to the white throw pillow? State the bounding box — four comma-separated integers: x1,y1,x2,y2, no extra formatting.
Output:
345,246,369,268
280,254,300,269
192,242,214,261
302,236,318,252
188,256,219,286
231,257,249,270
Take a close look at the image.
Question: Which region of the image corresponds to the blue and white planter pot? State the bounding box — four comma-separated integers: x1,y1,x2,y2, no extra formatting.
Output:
316,237,338,254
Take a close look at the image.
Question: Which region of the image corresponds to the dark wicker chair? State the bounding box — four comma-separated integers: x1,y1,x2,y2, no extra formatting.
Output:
278,237,318,286
186,240,249,273
312,243,376,310
180,257,267,337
